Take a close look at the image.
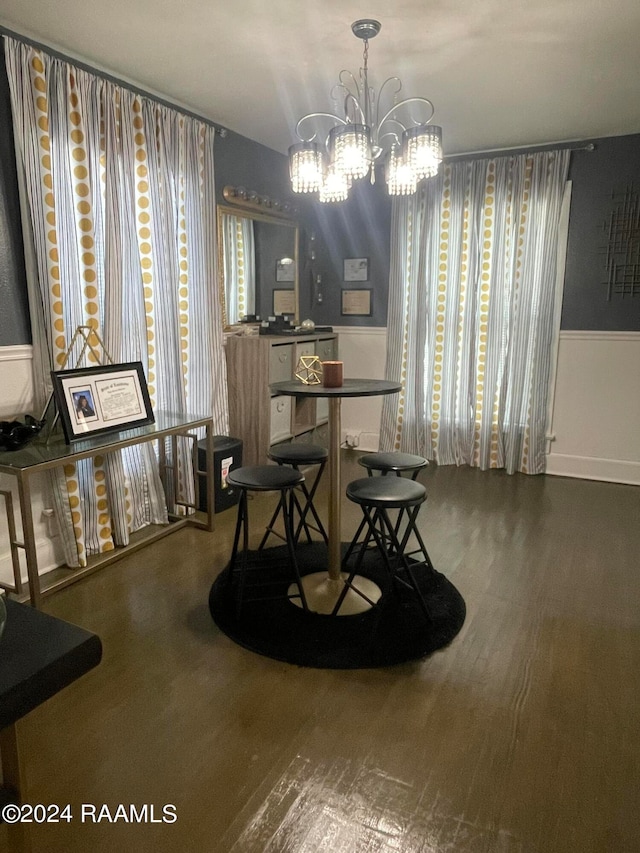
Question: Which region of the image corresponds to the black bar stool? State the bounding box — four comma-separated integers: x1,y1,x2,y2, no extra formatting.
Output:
227,465,309,614
260,443,328,547
332,477,435,621
358,452,428,549
358,451,428,480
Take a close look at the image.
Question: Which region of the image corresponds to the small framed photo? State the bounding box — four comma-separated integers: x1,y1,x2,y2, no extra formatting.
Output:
343,257,369,282
51,362,154,443
273,289,296,315
341,289,372,317
276,257,295,282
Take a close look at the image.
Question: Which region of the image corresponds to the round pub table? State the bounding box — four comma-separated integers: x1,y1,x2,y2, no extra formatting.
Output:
270,378,401,615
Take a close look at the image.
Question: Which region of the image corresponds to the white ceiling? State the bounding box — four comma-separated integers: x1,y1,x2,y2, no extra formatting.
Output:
2,0,640,156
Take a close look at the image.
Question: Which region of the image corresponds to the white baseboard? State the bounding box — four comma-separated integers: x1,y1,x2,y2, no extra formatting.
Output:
359,431,381,452
340,430,380,453
546,453,640,486
0,535,62,589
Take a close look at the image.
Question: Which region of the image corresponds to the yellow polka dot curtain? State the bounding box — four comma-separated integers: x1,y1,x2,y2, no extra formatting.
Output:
380,151,570,475
222,214,255,325
5,38,228,566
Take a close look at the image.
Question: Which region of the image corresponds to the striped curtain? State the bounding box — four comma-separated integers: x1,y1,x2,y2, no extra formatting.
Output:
222,213,255,324
5,37,228,566
381,150,570,474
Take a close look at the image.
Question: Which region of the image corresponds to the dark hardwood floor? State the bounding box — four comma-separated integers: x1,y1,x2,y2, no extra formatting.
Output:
3,455,639,852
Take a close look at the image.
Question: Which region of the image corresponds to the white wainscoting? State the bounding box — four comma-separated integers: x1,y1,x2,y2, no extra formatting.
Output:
335,326,388,451
0,345,62,586
334,328,640,485
546,331,640,485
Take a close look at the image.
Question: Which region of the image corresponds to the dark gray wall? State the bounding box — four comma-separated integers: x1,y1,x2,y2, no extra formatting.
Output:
214,130,292,207
0,44,30,345
3,34,639,346
215,130,392,328
562,133,640,330
298,176,392,327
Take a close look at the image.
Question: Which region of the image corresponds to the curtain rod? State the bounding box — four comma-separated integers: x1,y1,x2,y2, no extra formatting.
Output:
445,141,595,160
0,26,228,137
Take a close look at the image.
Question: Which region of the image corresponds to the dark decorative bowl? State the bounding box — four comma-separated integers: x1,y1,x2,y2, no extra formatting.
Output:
0,415,45,451
0,596,6,642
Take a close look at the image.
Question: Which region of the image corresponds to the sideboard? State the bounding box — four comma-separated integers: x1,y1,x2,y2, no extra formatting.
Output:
225,332,338,465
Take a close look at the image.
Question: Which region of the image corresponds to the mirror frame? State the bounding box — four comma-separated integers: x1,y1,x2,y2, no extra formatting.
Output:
217,189,300,330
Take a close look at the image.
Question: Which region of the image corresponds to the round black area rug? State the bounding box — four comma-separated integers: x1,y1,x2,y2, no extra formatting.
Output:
208,542,465,669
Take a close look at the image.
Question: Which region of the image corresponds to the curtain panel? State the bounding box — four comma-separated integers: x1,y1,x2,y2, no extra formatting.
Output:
222,214,255,325
381,150,570,475
5,37,228,566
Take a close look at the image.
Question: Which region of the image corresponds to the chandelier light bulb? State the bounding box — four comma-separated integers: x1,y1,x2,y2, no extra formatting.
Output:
405,125,443,180
319,168,351,203
288,142,325,194
387,147,418,196
329,124,371,181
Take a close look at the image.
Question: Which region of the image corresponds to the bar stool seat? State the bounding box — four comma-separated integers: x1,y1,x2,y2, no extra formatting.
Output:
359,451,428,479
333,476,435,620
226,465,308,614
262,443,328,547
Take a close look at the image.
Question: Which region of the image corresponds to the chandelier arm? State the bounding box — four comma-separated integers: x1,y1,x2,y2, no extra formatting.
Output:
295,112,348,142
338,70,363,102
375,76,403,124
377,126,405,150
343,92,366,125
376,97,436,136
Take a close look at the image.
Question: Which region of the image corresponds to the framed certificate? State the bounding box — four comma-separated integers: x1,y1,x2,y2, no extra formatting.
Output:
273,289,296,315
343,257,369,281
276,258,295,282
341,289,372,316
51,362,155,443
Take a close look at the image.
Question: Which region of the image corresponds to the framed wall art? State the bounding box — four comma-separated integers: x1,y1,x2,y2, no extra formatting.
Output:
51,362,154,443
275,257,296,282
343,257,369,282
341,289,372,317
273,289,296,315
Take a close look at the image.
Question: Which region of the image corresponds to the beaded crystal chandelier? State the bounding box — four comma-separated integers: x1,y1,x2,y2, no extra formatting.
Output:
288,20,443,203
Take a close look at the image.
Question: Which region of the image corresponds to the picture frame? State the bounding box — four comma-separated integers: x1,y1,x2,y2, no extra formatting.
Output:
341,289,373,317
275,257,296,282
343,257,369,282
273,289,296,315
51,362,155,443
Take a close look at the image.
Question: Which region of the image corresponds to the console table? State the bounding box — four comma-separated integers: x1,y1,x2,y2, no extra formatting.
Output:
0,411,215,608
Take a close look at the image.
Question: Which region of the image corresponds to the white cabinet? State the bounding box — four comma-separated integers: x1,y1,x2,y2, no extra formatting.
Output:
225,333,339,465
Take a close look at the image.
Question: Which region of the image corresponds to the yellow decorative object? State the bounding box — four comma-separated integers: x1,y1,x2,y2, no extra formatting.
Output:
295,355,323,385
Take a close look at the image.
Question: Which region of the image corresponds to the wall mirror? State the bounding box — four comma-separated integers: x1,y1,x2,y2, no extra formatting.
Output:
217,187,299,329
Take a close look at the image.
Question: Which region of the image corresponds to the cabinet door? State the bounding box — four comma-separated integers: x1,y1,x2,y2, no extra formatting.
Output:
316,337,337,361
269,343,294,383
270,396,292,443
295,341,316,364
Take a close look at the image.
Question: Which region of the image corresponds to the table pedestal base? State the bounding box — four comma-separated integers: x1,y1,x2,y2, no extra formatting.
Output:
288,572,382,616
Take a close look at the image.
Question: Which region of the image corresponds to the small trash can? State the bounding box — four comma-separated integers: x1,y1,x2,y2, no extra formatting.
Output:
197,435,243,513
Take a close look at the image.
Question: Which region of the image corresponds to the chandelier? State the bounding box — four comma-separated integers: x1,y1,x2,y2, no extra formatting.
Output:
288,19,443,203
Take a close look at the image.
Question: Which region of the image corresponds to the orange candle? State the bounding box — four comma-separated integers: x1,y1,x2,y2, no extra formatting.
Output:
322,360,343,388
